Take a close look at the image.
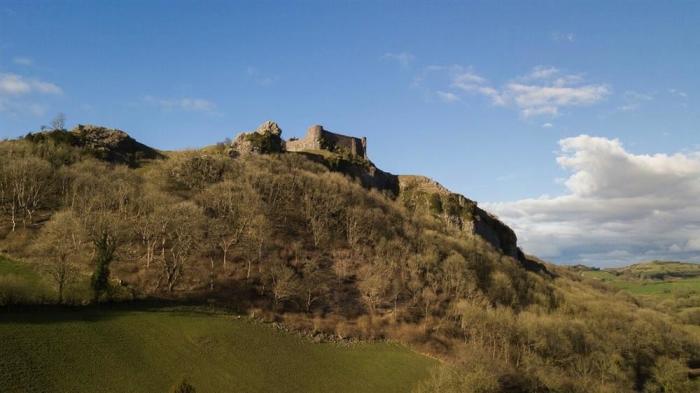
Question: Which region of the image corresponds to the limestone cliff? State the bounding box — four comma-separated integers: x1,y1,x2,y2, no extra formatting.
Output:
398,175,519,258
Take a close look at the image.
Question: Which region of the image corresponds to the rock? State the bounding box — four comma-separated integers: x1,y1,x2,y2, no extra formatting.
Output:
255,120,282,137
35,124,164,165
229,121,284,156
398,175,520,258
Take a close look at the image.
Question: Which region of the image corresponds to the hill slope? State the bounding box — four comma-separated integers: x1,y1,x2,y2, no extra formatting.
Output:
1,124,699,392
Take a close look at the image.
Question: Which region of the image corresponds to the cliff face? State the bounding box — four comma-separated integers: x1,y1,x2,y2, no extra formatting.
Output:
227,121,529,267
296,151,400,197
298,155,523,263
398,175,519,258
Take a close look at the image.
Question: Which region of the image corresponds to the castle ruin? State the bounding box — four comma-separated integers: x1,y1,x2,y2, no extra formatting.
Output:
286,125,367,159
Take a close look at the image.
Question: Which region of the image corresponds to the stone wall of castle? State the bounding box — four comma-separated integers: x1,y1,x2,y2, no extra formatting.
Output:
286,125,367,159
285,125,323,152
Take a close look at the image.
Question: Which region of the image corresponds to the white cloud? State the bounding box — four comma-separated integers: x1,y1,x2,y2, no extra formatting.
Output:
542,123,553,128
669,88,688,98
526,66,560,80
143,96,216,113
552,32,575,42
617,90,653,112
0,73,62,116
432,65,609,117
246,66,278,86
383,52,415,68
507,81,610,118
0,73,62,95
485,136,700,266
12,57,33,66
436,91,460,103
447,67,507,106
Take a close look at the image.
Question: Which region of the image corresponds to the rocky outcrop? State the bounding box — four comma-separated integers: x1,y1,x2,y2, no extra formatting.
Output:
229,121,283,156
72,125,163,164
398,175,520,258
298,151,400,197
26,125,163,165
227,121,543,272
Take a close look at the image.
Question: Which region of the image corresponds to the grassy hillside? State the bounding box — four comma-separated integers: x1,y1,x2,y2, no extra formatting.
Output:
579,262,700,334
0,307,435,393
0,254,53,304
580,261,700,296
612,277,700,296
611,261,700,279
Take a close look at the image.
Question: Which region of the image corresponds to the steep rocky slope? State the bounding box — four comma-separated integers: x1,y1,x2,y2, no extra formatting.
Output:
398,175,519,258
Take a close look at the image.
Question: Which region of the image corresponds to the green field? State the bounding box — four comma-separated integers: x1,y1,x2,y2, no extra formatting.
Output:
610,277,700,296
0,307,436,393
580,262,700,298
0,254,54,304
0,254,43,283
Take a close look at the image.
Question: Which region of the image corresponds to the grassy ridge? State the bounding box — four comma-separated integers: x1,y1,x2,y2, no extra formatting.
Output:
0,308,435,393
611,261,700,279
580,262,700,297
611,277,700,296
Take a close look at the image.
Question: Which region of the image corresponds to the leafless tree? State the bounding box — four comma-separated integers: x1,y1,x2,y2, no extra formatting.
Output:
51,113,66,131
198,180,257,269
156,202,204,292
35,210,84,303
266,260,301,310
0,157,53,231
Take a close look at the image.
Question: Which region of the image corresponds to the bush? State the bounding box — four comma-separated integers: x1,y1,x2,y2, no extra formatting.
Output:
245,131,283,154
0,275,47,305
166,153,230,191
169,378,196,393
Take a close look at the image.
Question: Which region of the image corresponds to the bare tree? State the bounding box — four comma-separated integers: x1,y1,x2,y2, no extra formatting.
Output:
0,157,53,230
302,187,341,248
35,210,84,303
198,180,257,269
156,202,204,292
245,213,270,279
266,260,301,310
300,257,332,313
51,113,66,131
358,264,390,315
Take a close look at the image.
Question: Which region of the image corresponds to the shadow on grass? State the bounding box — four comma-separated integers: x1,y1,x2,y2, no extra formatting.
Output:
0,297,239,325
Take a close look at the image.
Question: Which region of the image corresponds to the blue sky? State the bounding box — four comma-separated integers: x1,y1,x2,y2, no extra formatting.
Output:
1,1,699,265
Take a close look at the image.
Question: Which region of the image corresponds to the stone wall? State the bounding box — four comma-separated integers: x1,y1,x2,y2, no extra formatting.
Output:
286,125,367,159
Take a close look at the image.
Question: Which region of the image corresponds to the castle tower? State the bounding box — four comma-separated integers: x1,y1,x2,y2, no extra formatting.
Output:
307,125,324,149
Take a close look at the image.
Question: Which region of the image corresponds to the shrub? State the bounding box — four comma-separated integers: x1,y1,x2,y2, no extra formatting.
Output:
245,131,283,154
169,378,196,393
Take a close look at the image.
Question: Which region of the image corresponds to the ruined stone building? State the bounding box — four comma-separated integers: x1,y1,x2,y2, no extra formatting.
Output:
285,125,368,159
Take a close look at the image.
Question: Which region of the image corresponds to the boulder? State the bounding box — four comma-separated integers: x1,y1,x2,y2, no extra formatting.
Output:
229,121,284,156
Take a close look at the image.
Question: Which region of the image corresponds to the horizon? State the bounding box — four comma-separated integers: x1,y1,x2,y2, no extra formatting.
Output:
1,1,699,267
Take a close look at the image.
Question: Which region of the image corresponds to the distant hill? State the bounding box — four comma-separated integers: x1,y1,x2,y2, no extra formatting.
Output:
608,260,700,280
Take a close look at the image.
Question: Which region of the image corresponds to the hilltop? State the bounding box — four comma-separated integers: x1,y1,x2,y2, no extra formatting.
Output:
1,121,699,393
609,261,700,280
23,124,164,166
